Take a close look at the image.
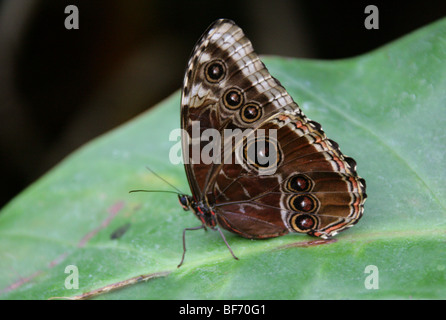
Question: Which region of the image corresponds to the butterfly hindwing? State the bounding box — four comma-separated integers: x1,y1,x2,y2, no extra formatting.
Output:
213,111,366,238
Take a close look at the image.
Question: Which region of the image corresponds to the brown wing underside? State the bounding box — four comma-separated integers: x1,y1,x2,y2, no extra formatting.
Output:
181,19,366,239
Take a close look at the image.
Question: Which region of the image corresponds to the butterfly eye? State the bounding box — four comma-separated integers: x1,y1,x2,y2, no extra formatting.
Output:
289,195,318,213
289,213,319,232
223,88,244,110
240,103,262,123
178,195,190,211
286,174,313,193
204,60,226,83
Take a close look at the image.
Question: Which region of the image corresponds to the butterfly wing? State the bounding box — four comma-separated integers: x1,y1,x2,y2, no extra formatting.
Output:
213,113,367,239
181,19,366,239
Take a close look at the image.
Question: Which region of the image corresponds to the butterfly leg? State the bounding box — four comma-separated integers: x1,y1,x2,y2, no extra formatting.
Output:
216,227,239,261
178,224,206,268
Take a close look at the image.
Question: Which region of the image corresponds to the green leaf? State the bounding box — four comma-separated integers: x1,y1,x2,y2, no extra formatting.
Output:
1,18,445,300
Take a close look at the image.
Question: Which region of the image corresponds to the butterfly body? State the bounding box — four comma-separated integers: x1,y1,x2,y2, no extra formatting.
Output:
177,19,366,266
178,194,218,228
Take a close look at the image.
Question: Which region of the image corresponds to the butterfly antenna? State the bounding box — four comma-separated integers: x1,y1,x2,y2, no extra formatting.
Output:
145,165,185,194
129,189,182,195
129,165,185,195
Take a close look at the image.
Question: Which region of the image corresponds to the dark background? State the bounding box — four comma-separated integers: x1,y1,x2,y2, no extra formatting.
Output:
0,0,445,208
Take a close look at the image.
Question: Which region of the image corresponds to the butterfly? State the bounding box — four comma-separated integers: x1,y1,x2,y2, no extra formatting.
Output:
176,19,366,267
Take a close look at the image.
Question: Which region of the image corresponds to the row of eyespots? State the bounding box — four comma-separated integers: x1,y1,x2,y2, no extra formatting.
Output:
205,60,262,123
285,174,320,232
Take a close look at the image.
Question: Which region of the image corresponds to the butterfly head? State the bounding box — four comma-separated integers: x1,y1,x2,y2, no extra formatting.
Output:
178,194,193,211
